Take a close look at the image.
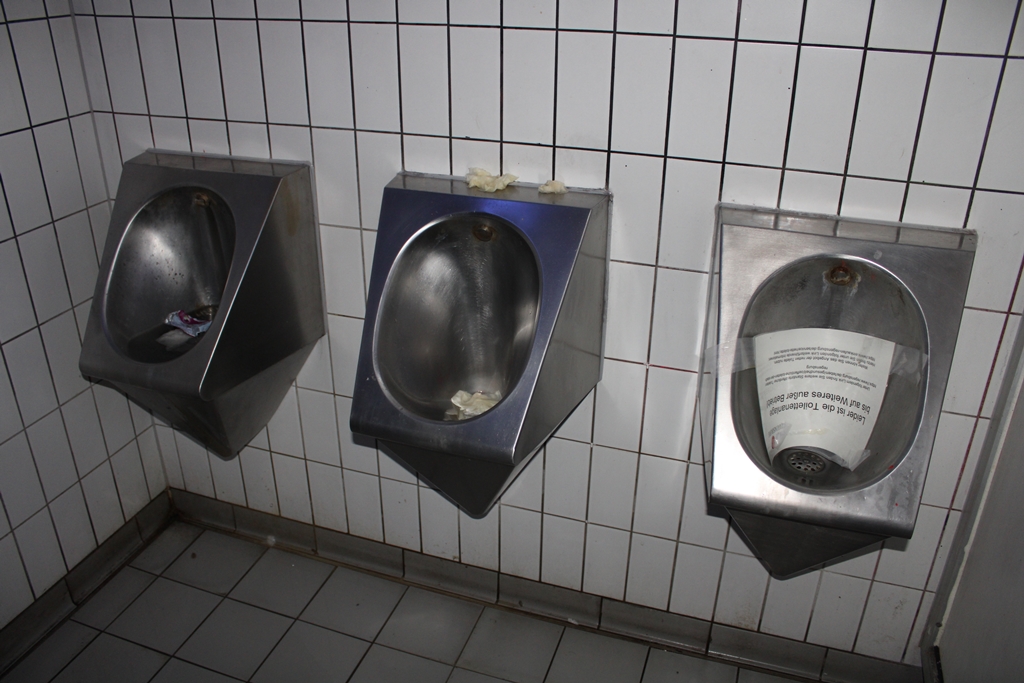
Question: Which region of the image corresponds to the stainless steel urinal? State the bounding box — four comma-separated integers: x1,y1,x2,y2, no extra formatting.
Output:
696,205,975,577
351,173,610,517
80,151,325,458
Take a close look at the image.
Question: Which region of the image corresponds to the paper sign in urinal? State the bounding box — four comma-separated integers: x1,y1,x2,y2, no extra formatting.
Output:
755,328,895,470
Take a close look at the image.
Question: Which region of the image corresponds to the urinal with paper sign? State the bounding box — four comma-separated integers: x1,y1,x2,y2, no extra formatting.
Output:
694,205,974,577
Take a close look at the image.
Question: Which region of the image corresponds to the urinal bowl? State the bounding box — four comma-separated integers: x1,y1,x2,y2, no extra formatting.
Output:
80,151,325,458
695,205,975,577
351,173,610,517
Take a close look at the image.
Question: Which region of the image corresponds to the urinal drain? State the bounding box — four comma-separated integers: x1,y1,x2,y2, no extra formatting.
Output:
786,450,827,474
827,264,854,286
472,224,496,242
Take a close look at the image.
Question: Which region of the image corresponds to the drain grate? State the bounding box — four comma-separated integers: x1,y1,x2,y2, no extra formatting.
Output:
786,450,827,474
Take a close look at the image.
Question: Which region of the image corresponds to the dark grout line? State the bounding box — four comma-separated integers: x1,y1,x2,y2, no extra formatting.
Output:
898,0,948,222
836,0,877,215
960,0,1023,230
498,0,504,175
775,0,810,209
602,0,619,189
716,3,742,202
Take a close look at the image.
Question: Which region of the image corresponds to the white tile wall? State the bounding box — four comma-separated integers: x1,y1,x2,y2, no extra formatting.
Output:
541,513,585,590
978,59,1024,192
807,572,872,650
624,533,676,609
1,2,1021,667
759,571,819,641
